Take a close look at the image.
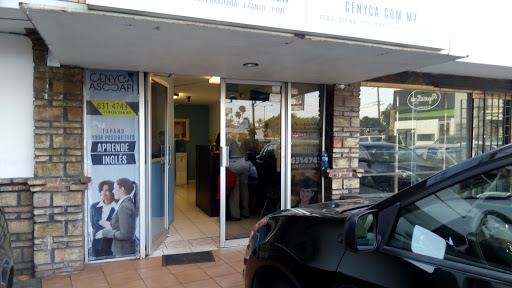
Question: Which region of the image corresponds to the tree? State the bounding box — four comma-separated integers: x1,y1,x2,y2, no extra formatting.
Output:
360,116,385,132
380,103,393,128
265,114,281,137
235,111,241,122
239,105,246,119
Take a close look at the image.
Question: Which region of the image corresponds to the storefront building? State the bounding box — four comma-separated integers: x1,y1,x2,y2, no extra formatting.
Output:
1,0,511,278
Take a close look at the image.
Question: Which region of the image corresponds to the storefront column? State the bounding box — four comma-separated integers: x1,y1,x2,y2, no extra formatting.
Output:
27,29,89,277
29,178,89,277
324,83,362,200
0,178,33,276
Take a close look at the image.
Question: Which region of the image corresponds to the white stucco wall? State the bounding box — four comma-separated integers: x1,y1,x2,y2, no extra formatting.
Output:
0,33,34,177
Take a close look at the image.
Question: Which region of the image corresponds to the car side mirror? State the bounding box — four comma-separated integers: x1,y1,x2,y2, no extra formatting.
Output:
344,210,378,253
359,158,372,169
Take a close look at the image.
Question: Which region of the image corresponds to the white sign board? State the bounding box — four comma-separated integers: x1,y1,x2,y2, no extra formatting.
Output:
87,0,449,50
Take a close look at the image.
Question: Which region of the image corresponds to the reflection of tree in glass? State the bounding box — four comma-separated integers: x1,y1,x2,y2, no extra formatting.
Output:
291,114,320,136
265,114,281,137
239,105,246,119
235,111,241,122
380,103,393,129
360,116,386,133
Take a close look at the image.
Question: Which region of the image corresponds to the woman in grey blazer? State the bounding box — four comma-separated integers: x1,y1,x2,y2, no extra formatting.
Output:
96,178,139,256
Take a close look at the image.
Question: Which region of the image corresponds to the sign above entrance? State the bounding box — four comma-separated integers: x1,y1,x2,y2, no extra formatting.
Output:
86,0,449,50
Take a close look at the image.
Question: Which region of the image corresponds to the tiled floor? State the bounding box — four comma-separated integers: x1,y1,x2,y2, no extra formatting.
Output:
151,183,257,256
42,247,246,288
42,184,251,288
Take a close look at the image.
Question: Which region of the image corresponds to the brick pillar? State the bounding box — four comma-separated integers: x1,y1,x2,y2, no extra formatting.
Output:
26,29,89,277
29,178,89,277
0,179,33,276
28,29,84,178
324,83,362,200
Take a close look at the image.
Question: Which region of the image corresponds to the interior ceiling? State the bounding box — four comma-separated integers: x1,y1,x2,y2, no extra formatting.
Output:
172,74,219,105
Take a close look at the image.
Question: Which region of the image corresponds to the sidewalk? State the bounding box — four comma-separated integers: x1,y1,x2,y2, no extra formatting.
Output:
33,247,245,288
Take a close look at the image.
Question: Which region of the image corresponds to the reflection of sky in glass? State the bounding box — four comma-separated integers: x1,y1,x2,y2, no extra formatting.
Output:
225,91,321,122
293,91,320,118
360,87,394,118
225,100,280,124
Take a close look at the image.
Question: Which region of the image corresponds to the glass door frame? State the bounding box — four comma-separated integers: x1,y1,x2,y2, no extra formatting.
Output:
145,74,172,255
219,79,290,248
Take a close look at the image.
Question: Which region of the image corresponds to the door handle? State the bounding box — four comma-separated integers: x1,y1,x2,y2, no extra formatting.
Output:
168,145,173,165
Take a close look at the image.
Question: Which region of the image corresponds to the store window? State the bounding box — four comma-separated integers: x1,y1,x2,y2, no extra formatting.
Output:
472,91,512,156
359,86,470,193
290,84,324,207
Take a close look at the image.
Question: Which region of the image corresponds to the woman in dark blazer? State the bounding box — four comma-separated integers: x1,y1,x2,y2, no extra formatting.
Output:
96,178,139,256
90,180,116,258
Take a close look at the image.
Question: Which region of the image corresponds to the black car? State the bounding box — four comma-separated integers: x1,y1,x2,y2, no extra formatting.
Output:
359,142,443,193
244,145,512,287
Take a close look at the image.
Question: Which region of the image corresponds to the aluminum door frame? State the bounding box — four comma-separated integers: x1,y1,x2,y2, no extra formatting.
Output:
219,78,289,248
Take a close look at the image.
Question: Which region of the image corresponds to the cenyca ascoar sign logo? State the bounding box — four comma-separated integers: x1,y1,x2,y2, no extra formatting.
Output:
407,90,442,110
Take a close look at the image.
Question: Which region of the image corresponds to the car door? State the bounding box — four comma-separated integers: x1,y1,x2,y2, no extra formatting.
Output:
337,158,512,287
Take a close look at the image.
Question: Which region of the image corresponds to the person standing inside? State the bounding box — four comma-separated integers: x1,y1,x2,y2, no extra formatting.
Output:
241,128,260,164
90,180,116,258
96,178,139,256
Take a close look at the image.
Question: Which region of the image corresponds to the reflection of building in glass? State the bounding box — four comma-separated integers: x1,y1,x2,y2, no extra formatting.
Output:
392,90,468,147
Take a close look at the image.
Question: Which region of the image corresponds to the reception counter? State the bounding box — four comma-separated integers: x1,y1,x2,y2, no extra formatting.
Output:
195,145,220,217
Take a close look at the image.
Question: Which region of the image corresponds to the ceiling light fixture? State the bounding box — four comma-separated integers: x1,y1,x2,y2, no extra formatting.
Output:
243,62,259,67
209,76,220,84
173,93,179,99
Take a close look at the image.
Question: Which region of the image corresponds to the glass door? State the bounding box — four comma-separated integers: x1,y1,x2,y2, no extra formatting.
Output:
220,79,285,247
146,75,175,254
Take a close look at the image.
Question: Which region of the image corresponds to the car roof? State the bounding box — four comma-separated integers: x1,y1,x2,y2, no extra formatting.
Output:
359,142,400,148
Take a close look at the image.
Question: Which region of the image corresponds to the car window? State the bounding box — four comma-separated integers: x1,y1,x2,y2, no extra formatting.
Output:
359,147,371,161
414,148,426,158
388,166,512,273
370,136,383,142
360,137,369,143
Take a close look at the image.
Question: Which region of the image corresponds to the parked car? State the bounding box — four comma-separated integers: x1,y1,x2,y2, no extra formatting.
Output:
244,144,512,288
412,144,466,168
360,135,403,145
359,142,443,193
433,135,464,144
0,209,13,288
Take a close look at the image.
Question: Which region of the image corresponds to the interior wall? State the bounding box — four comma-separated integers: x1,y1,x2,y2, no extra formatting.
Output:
0,34,34,177
175,105,210,180
209,102,220,141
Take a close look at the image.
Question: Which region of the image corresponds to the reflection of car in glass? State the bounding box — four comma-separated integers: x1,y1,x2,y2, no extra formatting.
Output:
433,135,464,144
255,140,321,173
359,135,386,143
412,144,467,168
359,142,443,193
360,135,403,145
244,145,512,288
0,209,13,288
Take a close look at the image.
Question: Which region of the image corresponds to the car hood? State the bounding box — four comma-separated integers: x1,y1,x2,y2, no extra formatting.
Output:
271,196,386,218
